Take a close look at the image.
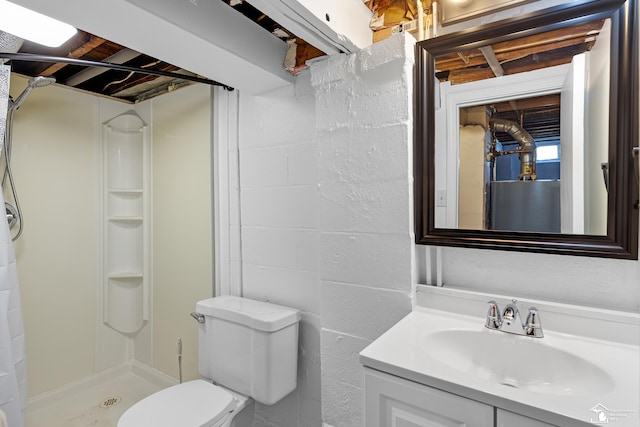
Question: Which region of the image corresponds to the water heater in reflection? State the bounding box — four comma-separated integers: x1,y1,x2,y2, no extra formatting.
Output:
490,180,560,233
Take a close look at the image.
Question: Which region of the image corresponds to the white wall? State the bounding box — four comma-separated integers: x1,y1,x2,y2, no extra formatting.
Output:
8,75,96,396
312,35,415,427
439,244,640,312
584,18,611,235
238,74,322,427
458,124,487,229
233,33,416,427
560,54,586,234
151,84,213,381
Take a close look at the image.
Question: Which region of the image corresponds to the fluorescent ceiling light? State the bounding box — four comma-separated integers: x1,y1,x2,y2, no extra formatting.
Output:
0,0,77,47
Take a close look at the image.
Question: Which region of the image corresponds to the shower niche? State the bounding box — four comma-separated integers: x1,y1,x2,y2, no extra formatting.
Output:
102,111,149,335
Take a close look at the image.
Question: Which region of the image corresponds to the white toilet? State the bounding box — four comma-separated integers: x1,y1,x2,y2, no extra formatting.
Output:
118,296,301,427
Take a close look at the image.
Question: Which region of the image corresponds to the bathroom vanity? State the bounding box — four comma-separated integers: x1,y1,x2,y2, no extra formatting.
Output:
360,287,640,427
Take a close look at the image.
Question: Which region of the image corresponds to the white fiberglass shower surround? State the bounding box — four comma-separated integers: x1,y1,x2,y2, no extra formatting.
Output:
0,64,27,427
1,67,216,426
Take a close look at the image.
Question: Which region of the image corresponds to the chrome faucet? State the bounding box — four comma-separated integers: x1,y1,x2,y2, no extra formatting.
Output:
485,300,543,338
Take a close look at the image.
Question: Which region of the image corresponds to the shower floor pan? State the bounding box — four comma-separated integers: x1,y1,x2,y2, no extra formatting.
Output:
26,362,177,427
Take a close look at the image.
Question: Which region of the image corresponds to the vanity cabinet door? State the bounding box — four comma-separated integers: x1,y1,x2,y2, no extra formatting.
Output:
364,368,493,427
497,409,559,427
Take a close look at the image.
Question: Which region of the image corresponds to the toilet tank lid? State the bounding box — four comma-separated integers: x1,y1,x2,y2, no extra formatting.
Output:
197,296,301,332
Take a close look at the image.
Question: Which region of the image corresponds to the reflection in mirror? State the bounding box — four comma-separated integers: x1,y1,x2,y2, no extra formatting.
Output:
414,0,639,259
435,18,610,235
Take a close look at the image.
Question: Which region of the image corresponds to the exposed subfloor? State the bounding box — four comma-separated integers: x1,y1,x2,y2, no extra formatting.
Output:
26,368,167,427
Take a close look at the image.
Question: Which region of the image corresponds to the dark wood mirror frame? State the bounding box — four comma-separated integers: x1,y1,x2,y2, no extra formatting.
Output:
414,0,639,259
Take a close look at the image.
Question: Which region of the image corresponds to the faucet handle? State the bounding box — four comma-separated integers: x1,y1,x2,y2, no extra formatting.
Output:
525,307,544,337
485,300,502,330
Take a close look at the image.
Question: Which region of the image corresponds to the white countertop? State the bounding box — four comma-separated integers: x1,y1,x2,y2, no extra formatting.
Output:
360,304,640,427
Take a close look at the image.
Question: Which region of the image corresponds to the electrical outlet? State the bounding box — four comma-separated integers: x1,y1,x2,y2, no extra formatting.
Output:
436,190,446,207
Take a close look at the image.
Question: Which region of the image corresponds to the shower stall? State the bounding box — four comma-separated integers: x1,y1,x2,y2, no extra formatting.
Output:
3,75,55,241
2,71,214,426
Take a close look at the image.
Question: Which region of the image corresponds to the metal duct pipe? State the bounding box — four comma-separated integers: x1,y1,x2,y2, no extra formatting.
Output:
478,46,504,77
432,1,439,37
490,118,536,180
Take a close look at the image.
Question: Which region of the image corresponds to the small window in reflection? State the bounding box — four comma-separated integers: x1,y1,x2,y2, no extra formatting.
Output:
537,144,560,162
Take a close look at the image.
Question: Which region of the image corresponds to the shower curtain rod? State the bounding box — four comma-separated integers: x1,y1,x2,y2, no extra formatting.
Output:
0,52,234,91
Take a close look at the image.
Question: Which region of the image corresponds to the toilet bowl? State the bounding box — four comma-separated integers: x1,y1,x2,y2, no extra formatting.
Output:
118,296,300,427
118,380,254,427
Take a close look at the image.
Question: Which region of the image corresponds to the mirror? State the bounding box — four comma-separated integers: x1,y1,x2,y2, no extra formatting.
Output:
414,0,639,258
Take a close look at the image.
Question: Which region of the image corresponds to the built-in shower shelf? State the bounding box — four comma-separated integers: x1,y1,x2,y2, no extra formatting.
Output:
108,217,143,222
108,272,144,279
107,127,144,134
103,111,149,335
109,189,143,194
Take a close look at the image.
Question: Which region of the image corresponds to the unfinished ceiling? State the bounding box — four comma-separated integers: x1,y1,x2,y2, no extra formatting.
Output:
2,0,606,110
7,33,208,103
2,0,325,103
434,19,606,85
438,18,607,145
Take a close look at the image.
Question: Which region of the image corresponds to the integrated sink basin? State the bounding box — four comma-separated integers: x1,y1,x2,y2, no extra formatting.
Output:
360,291,640,427
425,329,614,396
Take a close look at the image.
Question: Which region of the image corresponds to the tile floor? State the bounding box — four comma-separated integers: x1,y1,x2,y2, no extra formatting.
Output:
26,370,166,427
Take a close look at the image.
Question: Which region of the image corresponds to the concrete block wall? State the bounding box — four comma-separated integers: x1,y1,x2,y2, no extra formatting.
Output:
311,33,416,427
238,72,322,427
235,33,416,427
442,246,640,312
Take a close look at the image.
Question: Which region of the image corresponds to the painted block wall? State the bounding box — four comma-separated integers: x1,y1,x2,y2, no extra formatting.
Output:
238,74,322,427
311,33,416,427
235,34,416,426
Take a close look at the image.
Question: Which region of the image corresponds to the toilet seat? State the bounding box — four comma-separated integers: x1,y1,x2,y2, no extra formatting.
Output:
118,380,236,427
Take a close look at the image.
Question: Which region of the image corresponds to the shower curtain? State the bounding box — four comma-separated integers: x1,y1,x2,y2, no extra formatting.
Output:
0,64,26,427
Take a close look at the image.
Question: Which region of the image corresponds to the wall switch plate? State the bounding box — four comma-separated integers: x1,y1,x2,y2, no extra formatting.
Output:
436,190,447,207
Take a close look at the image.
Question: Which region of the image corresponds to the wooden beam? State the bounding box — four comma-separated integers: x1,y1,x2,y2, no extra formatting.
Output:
492,19,604,56
491,94,560,113
435,19,605,72
40,35,107,76
437,34,597,72
445,42,591,84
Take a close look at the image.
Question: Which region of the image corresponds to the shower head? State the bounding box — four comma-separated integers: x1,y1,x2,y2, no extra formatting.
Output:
29,76,56,88
9,76,56,111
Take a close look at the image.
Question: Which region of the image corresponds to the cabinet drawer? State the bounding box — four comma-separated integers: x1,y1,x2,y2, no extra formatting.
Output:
364,368,493,427
497,409,559,427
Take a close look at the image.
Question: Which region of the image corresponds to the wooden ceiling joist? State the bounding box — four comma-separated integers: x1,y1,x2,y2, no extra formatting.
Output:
40,35,108,76
491,94,560,113
444,41,595,85
435,19,606,85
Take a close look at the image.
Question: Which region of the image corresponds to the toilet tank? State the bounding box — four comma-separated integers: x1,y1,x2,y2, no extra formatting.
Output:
196,296,301,405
